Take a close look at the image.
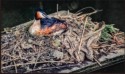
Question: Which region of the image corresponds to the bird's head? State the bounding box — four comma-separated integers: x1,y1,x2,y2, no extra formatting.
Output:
35,8,47,20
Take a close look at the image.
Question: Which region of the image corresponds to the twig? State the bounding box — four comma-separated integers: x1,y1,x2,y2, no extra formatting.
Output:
1,43,8,49
13,61,17,73
1,53,18,60
57,4,59,16
84,23,105,40
67,36,76,60
1,57,28,65
2,61,74,69
67,10,69,15
116,44,125,48
86,9,103,16
33,54,40,69
12,47,17,73
93,57,102,66
114,32,124,36
13,35,24,51
75,6,96,14
18,48,23,60
76,9,103,19
87,36,97,48
78,17,88,54
86,34,100,61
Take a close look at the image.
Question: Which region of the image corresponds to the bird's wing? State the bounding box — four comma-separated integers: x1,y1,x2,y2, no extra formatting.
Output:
40,17,66,29
40,18,55,28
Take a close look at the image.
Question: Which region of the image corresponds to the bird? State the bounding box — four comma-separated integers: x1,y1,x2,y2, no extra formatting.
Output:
29,8,67,36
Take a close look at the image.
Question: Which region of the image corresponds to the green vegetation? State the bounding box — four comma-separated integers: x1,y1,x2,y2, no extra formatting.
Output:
100,24,119,42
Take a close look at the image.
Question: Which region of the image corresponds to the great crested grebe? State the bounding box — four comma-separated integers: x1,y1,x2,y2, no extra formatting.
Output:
29,8,67,36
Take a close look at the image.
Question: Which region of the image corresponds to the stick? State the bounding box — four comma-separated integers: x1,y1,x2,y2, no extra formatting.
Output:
12,47,17,73
57,4,59,16
67,10,69,15
84,23,105,40
76,9,103,19
1,53,18,59
75,7,96,14
93,57,102,66
78,17,88,54
33,54,40,69
14,61,17,73
86,10,103,16
2,61,74,69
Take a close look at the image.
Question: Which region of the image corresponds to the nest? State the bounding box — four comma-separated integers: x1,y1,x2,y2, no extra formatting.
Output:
1,8,125,73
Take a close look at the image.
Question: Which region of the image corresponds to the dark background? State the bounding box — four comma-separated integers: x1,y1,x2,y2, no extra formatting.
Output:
1,0,125,73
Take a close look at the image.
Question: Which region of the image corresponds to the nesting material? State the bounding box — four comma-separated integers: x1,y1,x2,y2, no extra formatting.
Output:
1,9,125,73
